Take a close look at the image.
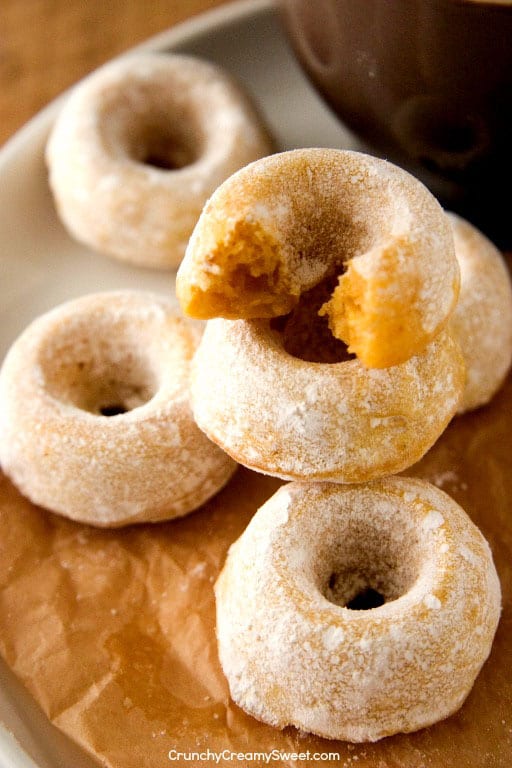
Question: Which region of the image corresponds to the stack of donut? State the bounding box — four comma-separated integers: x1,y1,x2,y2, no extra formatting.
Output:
175,148,510,741
176,148,512,480
0,49,510,744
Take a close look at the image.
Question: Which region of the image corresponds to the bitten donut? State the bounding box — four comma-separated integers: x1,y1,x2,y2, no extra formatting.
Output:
0,291,236,526
215,478,501,742
177,148,459,368
46,53,272,269
447,212,512,414
190,319,464,483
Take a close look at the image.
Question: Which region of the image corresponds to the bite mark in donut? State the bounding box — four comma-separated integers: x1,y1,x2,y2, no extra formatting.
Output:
177,149,459,368
181,218,291,317
319,237,425,368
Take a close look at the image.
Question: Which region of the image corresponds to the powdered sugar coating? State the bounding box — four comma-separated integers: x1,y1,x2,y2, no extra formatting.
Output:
191,319,465,482
177,149,459,367
46,53,272,269
215,478,501,742
447,212,512,413
0,291,236,526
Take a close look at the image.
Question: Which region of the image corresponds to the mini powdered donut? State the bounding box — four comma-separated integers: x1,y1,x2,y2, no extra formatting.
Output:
46,53,272,269
190,319,464,483
447,212,512,414
0,291,236,527
177,148,459,368
215,478,501,742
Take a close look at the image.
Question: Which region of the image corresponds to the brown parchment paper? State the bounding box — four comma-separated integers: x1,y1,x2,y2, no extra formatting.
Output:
0,376,511,767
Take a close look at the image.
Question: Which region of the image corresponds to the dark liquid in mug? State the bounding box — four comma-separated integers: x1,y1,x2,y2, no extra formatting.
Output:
281,0,512,247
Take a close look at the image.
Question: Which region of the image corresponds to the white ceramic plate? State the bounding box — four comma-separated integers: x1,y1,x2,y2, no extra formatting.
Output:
0,1,357,765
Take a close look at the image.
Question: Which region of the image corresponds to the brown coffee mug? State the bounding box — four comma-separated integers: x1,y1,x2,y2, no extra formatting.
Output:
281,0,512,247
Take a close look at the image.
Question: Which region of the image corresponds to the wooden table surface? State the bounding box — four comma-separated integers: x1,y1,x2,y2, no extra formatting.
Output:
1,0,231,148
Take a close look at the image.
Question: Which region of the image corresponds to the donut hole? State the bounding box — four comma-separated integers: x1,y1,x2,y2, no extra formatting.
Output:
52,356,157,416
84,369,157,416
270,273,355,364
100,88,203,171
40,323,160,416
345,587,385,611
321,520,421,611
99,403,128,417
326,571,389,610
131,121,200,171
